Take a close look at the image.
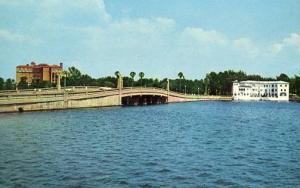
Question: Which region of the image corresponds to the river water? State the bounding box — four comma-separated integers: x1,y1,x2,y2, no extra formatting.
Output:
0,102,299,187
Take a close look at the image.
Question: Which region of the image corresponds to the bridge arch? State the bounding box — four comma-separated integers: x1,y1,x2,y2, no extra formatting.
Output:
121,94,168,106
120,87,168,106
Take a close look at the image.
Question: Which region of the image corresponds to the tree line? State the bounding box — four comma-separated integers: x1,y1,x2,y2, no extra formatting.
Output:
1,67,300,96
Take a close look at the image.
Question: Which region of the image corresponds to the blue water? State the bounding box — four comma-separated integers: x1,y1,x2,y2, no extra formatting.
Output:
0,102,299,188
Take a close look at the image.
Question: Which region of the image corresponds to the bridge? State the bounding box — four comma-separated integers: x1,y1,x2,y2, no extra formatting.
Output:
0,79,232,113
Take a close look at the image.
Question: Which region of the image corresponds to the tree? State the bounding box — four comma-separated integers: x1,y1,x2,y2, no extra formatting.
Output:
68,66,81,79
31,79,51,88
204,77,209,95
205,72,219,95
67,66,82,86
139,72,145,87
178,72,184,92
79,74,93,86
0,77,4,90
277,73,290,82
5,79,15,90
18,77,28,89
130,71,136,87
295,74,300,96
115,71,120,78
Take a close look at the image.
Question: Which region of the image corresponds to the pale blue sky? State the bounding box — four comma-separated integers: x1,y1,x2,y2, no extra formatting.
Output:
0,0,299,79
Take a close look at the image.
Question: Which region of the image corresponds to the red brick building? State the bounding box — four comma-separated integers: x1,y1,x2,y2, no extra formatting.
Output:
16,62,63,85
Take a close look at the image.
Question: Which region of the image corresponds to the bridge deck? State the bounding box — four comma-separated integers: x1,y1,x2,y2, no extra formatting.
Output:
0,87,232,109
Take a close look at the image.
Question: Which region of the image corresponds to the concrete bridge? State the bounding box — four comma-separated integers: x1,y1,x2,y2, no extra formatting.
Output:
0,82,232,113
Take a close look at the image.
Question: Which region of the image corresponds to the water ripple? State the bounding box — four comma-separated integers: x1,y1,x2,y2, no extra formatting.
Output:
0,102,299,187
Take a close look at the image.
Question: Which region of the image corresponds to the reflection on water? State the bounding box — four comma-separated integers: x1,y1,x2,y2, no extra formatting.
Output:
0,102,300,187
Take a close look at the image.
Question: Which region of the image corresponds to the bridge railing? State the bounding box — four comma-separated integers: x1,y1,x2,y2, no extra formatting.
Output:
0,87,119,101
122,87,168,95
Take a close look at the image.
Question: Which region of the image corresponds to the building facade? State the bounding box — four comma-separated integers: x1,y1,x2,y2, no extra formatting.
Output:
16,62,63,85
233,80,289,101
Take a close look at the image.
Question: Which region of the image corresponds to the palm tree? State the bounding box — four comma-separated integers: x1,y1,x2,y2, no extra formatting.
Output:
115,71,121,88
139,72,145,87
62,70,69,88
68,66,81,79
130,72,136,87
178,72,184,92
115,71,120,78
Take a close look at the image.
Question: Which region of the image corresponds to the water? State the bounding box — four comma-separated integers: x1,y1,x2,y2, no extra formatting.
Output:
0,102,299,188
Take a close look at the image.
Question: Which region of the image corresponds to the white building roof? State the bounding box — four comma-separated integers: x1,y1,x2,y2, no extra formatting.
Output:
238,80,289,84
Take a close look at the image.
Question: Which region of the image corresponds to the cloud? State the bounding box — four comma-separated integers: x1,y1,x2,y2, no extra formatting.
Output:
182,27,227,45
270,43,283,54
109,17,176,35
46,0,111,21
0,29,40,44
283,33,300,46
233,38,259,58
0,29,25,42
0,0,34,6
267,33,300,55
0,0,299,78
94,0,112,22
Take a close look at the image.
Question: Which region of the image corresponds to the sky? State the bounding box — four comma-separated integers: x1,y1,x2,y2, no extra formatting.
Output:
0,0,300,79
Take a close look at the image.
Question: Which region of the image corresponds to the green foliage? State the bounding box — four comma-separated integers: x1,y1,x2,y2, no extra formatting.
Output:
31,80,52,88
66,66,83,86
177,72,184,92
17,76,28,89
139,72,145,87
4,78,15,90
178,72,184,79
0,77,4,90
139,72,145,79
1,67,299,96
284,73,299,96
277,73,290,82
130,72,136,79
68,66,81,78
130,72,136,87
115,71,120,78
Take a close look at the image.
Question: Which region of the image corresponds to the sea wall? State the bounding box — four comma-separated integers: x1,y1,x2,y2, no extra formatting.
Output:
168,95,232,103
0,95,120,113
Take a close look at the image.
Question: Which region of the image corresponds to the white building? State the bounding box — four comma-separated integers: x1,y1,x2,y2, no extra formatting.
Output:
233,80,289,101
